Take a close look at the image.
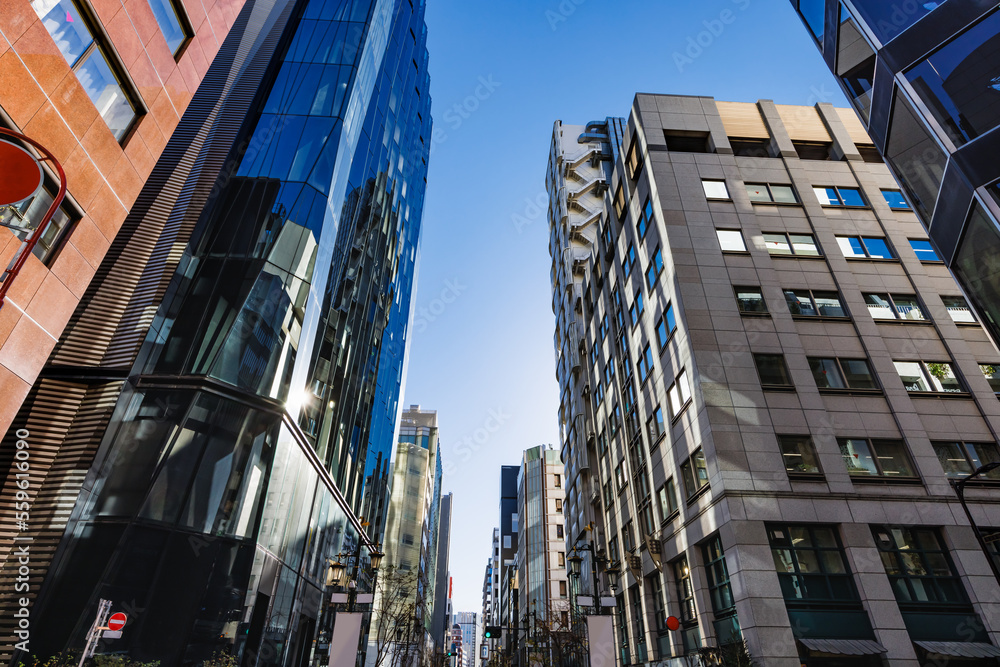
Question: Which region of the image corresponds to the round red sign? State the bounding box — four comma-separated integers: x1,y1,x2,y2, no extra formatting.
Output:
666,616,680,632
0,141,43,206
108,613,127,631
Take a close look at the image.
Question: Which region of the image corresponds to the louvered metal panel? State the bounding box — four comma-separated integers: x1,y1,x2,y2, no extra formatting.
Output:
716,101,769,139
776,104,832,142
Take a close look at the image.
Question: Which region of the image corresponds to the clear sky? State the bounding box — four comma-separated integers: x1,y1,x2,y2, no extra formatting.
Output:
402,0,849,615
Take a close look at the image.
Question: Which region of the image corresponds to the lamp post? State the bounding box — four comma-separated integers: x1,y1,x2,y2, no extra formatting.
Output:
951,462,1000,585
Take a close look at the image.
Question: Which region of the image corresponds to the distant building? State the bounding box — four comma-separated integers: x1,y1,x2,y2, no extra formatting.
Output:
432,493,455,648
453,611,479,667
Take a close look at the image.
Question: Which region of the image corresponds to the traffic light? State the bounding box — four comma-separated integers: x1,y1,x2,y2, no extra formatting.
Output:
484,626,502,639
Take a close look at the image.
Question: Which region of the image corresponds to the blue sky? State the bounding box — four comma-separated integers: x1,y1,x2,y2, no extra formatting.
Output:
402,0,849,614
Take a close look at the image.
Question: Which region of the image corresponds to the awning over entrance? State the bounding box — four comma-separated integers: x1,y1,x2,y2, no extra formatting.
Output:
914,641,1000,658
799,639,887,656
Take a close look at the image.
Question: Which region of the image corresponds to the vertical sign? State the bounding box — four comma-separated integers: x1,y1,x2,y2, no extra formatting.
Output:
330,612,364,667
586,616,616,667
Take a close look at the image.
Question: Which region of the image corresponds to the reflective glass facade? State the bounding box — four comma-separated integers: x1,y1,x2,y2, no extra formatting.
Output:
790,0,1000,346
19,0,432,664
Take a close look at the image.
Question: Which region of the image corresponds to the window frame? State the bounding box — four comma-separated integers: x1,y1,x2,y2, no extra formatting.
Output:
813,185,868,207
767,524,862,606
838,437,919,480
702,179,731,201
871,526,970,608
808,356,881,393
777,435,823,479
679,448,709,500
734,285,768,315
783,288,849,320
941,295,978,324
892,360,967,395
745,182,798,204
655,304,677,350
147,0,194,58
667,369,692,419
658,477,678,522
881,189,911,210
863,293,928,323
626,134,644,181
646,406,665,446
763,231,823,257
716,228,748,253
932,441,1000,481
836,235,897,260
645,246,664,290
909,239,942,263
753,353,795,391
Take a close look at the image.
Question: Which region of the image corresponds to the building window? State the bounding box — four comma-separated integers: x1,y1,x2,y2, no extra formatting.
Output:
702,179,730,200
980,364,1000,394
778,435,822,476
904,11,1000,146
559,580,568,598
556,524,564,539
767,525,860,603
626,135,644,180
871,526,968,604
637,344,654,384
558,552,565,567
753,353,794,389
664,130,712,153
637,197,653,239
716,229,747,253
933,441,1000,479
763,232,821,256
702,536,740,644
646,247,664,289
836,235,894,259
147,0,191,55
680,448,709,499
735,286,767,314
673,556,701,652
622,243,636,275
909,239,941,262
667,369,692,418
647,406,665,444
797,0,825,40
882,189,910,210
615,460,626,492
649,574,668,634
814,186,866,207
942,296,977,323
893,360,965,393
599,313,609,340
886,89,948,223
745,183,797,203
554,473,561,487
656,305,676,348
614,183,626,221
864,293,925,321
808,357,878,390
839,438,917,478
0,176,77,264
629,289,644,327
33,0,138,140
658,478,678,520
784,289,847,318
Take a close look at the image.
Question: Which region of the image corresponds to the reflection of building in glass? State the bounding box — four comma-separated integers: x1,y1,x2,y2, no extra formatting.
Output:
548,93,1000,666
788,1,1000,347
0,0,433,664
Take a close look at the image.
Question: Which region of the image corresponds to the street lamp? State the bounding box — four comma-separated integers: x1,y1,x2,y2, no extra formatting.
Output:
952,462,1000,585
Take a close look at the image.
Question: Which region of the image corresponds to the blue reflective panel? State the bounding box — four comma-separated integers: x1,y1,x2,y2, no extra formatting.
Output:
882,190,910,209
852,0,945,45
815,187,839,205
147,0,186,54
862,237,894,259
76,48,135,139
33,0,93,66
666,304,676,334
904,11,1000,145
798,0,826,41
910,239,941,261
839,187,865,207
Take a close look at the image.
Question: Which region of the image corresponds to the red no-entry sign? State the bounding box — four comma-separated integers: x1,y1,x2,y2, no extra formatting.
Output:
108,613,127,631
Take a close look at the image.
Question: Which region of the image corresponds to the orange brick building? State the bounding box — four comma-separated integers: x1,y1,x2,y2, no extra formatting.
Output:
0,0,245,433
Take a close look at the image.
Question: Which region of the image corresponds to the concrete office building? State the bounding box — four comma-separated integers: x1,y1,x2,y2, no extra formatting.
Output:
516,445,570,630
481,537,498,666
0,0,243,435
547,93,1000,667
383,407,445,642
788,0,1000,348
0,0,433,663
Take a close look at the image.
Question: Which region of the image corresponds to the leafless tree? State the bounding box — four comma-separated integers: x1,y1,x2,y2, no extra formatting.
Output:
368,566,420,667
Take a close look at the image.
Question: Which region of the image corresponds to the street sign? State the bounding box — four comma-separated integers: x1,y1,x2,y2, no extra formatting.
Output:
102,631,123,639
577,595,594,607
666,616,680,631
108,613,127,631
0,141,43,206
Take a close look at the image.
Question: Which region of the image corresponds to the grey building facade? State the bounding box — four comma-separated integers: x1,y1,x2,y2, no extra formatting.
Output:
547,93,1000,667
788,0,1000,348
432,493,454,648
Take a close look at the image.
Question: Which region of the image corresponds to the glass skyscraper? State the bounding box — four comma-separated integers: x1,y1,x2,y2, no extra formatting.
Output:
3,0,432,664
